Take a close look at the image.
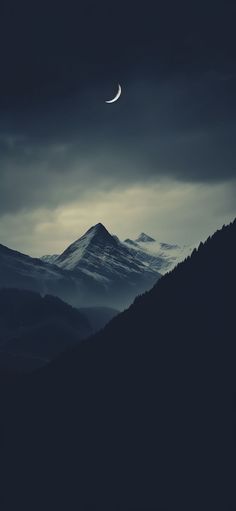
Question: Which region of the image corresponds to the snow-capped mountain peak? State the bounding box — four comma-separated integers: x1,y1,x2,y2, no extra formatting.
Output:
125,233,193,274
55,222,118,272
51,224,163,307
1,222,194,311
42,224,193,280
84,222,110,238
135,233,156,243
38,223,194,308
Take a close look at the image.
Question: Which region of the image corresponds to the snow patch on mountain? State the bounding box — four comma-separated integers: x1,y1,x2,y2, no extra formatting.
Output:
41,224,193,280
37,223,194,307
41,254,59,264
135,233,156,243
125,234,193,273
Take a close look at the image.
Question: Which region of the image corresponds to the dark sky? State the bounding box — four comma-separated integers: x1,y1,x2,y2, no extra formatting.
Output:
0,0,235,254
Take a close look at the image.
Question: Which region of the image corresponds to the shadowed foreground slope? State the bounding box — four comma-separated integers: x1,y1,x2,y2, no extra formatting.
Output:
0,288,92,372
2,219,236,510
0,289,118,372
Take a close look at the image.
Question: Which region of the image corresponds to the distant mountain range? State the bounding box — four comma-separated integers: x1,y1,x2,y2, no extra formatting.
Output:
42,223,192,275
0,222,191,309
0,241,79,301
124,230,192,273
40,222,192,305
3,218,235,509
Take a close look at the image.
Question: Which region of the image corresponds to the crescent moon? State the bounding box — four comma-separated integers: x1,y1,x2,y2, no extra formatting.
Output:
105,83,122,104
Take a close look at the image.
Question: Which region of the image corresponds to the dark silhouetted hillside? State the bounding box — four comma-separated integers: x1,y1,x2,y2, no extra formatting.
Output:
0,288,91,371
79,305,119,333
2,219,236,510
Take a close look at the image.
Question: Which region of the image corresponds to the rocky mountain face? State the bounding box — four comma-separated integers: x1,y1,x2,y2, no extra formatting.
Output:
135,232,156,242
53,223,192,276
42,223,192,305
0,223,191,309
56,223,160,277
124,231,192,273
40,254,59,264
0,242,79,302
54,223,162,308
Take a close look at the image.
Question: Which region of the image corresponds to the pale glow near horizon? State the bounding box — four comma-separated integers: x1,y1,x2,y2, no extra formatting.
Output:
0,179,234,257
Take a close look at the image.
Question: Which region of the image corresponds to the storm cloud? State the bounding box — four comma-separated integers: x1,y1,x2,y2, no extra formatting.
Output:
0,1,235,253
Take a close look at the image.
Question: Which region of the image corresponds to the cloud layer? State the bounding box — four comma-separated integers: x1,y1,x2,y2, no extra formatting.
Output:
1,179,235,256
0,1,235,253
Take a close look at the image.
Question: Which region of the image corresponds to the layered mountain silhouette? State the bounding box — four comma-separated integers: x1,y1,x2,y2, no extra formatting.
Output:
0,288,118,372
46,223,192,276
0,223,164,309
54,223,163,305
0,241,80,302
41,222,192,306
135,232,156,242
124,231,192,273
0,223,192,309
3,219,235,510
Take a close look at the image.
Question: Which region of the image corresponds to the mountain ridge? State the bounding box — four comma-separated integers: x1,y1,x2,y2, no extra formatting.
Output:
0,222,192,309
135,232,156,242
